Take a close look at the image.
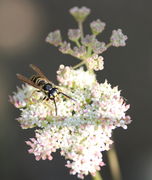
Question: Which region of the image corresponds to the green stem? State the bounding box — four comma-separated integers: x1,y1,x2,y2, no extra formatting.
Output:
86,62,94,74
73,61,85,69
75,40,81,47
78,21,84,40
107,144,122,180
87,46,93,57
106,42,112,49
91,171,103,180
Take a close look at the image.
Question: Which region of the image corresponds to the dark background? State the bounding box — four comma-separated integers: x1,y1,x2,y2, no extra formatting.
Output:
0,0,152,180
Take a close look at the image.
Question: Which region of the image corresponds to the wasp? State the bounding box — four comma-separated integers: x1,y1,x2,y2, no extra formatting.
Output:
16,64,75,115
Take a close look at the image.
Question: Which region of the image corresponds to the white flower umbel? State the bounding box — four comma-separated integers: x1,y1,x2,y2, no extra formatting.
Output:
10,67,131,179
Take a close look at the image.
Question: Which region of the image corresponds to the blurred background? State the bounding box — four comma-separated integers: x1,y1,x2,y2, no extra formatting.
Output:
0,0,152,179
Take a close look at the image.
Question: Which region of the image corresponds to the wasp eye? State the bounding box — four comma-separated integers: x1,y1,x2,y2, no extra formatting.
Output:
43,83,52,91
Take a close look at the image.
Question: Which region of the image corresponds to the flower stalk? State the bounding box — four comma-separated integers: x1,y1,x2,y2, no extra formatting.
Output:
92,171,103,180
107,145,122,180
73,61,85,69
78,21,84,40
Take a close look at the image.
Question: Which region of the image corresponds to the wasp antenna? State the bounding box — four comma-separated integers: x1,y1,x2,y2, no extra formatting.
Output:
29,64,34,66
59,92,76,102
16,73,23,79
29,64,34,68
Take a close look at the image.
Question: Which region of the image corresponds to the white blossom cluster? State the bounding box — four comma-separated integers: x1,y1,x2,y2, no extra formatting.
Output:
10,66,131,179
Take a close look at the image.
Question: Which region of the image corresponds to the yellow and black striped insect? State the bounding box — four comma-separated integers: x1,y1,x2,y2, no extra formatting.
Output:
16,64,75,115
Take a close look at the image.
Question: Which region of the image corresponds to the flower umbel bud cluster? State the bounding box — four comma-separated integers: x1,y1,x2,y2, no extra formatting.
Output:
90,19,106,35
46,6,128,71
69,6,91,23
10,6,131,179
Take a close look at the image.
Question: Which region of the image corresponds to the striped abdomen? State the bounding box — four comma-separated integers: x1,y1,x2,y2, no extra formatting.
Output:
30,75,47,87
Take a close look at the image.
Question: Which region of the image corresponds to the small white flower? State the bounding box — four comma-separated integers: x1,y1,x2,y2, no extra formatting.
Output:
69,6,91,22
68,29,81,41
110,29,128,47
72,46,86,58
87,54,104,71
46,30,62,46
90,19,106,35
59,41,71,54
92,40,107,54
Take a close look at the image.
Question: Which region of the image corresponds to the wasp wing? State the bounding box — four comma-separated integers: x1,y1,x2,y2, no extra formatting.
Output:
16,73,41,90
29,64,56,86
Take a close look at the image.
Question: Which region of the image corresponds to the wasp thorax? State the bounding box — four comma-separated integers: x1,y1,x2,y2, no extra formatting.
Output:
49,88,58,96
43,83,53,91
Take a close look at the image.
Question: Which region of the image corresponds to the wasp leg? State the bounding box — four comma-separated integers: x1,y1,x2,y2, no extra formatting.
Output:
29,90,40,100
43,96,47,100
53,98,57,116
46,97,50,101
50,97,57,116
43,97,57,116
